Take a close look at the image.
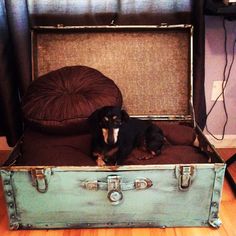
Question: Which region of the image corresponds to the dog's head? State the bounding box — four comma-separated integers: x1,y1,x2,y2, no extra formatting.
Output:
88,106,129,145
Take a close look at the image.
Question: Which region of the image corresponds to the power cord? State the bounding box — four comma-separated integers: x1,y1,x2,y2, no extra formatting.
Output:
205,17,236,140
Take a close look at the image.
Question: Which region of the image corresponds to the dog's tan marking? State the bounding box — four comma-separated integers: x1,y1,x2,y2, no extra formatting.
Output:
96,156,106,166
104,116,109,121
93,152,106,166
151,151,156,156
102,128,120,144
112,115,117,120
113,128,119,143
102,128,109,143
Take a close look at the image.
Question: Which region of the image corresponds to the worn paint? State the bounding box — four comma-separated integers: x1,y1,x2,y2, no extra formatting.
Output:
0,164,225,229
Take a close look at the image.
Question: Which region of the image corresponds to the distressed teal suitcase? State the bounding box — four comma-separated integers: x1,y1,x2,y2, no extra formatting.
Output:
0,25,225,230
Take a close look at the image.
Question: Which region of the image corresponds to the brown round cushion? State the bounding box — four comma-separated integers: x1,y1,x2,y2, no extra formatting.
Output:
22,66,122,134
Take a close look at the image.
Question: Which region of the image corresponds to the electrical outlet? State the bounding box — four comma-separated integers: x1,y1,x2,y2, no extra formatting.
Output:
211,81,226,101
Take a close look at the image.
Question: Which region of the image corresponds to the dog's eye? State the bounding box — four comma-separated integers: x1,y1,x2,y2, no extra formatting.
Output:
101,117,110,127
102,117,109,124
112,116,117,120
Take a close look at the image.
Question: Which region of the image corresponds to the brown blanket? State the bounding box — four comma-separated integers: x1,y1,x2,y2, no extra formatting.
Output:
16,122,209,166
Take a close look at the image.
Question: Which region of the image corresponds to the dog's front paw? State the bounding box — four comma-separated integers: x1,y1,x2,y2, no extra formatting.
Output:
93,152,106,166
96,156,106,167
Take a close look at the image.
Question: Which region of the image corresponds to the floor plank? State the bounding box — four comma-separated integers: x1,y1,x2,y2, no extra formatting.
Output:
0,149,235,236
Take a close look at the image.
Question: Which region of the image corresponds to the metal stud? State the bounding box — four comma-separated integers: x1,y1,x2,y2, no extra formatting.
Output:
211,202,218,207
4,180,10,185
212,212,218,218
10,223,19,230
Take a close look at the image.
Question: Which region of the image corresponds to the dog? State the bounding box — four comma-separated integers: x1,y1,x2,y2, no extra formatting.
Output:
88,106,164,166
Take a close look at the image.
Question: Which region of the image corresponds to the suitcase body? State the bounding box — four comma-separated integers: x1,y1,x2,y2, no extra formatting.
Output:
0,25,225,230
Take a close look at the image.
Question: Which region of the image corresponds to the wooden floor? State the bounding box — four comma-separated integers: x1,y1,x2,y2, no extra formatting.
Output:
0,149,235,236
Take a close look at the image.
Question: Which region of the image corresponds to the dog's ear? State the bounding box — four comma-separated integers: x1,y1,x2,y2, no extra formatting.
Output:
121,109,130,122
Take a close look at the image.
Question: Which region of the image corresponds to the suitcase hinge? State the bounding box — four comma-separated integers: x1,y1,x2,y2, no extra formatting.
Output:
176,166,195,191
31,168,51,193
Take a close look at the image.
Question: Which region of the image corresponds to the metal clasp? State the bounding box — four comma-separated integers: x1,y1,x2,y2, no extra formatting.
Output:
107,176,123,205
176,166,195,191
81,176,152,205
31,168,49,193
134,177,153,190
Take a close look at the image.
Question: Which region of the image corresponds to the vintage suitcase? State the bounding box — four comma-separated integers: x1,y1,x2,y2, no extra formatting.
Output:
0,25,226,230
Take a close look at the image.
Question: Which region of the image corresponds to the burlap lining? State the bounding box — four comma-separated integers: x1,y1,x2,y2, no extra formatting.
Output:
34,30,190,116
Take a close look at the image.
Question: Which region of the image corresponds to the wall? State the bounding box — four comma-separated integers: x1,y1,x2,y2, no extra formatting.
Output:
204,16,236,147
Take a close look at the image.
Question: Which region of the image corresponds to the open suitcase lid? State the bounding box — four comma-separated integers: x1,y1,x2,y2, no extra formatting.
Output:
31,24,193,122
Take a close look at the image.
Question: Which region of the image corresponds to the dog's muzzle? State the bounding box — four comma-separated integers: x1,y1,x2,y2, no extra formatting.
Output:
102,128,119,145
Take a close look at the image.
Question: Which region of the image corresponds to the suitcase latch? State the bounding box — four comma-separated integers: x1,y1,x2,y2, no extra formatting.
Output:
31,168,50,193
176,166,195,191
82,175,152,205
107,176,123,205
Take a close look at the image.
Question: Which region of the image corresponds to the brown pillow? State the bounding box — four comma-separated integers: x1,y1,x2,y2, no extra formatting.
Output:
22,66,122,134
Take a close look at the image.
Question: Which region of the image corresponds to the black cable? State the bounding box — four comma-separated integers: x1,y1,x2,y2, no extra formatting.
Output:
205,18,236,140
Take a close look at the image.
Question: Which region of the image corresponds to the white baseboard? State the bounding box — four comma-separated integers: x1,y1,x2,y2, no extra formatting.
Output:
204,135,236,148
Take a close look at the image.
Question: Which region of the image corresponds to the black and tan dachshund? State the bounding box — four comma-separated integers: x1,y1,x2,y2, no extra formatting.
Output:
88,106,164,166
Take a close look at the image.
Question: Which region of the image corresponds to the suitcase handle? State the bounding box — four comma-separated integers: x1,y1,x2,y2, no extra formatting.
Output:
81,175,152,205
